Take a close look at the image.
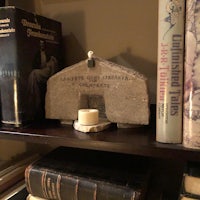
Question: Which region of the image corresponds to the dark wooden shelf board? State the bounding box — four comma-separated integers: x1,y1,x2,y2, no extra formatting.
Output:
0,120,199,160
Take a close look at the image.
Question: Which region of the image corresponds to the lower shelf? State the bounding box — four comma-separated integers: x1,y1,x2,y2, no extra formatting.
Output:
0,119,199,161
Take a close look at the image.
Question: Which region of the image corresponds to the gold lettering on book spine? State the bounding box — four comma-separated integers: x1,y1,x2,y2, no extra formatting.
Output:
25,165,33,195
56,175,61,200
42,170,48,198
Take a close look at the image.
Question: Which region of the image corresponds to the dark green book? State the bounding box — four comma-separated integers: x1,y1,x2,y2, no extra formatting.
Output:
25,147,151,200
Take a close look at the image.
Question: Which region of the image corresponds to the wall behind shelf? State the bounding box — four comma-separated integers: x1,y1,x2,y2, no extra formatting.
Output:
36,0,158,104
6,0,158,103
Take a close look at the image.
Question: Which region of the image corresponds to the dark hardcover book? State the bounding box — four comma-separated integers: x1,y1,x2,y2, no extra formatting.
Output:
0,6,63,127
0,0,5,7
25,147,151,200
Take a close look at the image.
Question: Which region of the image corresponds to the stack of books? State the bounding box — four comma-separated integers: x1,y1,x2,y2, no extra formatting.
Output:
178,161,200,200
24,147,151,200
0,152,39,200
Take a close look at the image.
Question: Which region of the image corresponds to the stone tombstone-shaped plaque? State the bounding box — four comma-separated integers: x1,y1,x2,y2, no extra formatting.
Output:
45,55,150,126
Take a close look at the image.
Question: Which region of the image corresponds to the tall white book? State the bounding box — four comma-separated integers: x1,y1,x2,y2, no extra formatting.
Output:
183,0,200,149
156,0,185,143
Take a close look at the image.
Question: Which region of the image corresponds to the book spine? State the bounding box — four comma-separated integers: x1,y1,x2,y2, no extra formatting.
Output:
25,165,139,200
183,0,200,149
96,182,140,200
0,8,22,127
25,165,68,200
156,0,185,143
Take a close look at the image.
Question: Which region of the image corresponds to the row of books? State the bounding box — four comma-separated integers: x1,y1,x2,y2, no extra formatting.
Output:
156,0,200,148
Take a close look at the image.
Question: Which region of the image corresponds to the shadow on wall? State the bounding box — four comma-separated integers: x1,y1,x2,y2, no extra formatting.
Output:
41,6,157,104
109,49,157,104
57,34,157,104
53,11,87,66
62,33,87,67
5,0,36,12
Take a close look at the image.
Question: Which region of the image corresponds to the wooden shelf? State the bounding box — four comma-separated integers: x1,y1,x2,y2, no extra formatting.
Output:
0,119,200,161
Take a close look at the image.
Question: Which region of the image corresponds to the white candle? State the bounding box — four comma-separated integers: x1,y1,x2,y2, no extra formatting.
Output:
78,109,99,126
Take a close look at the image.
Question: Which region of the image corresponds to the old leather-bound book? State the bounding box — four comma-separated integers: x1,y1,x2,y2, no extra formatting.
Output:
25,147,151,200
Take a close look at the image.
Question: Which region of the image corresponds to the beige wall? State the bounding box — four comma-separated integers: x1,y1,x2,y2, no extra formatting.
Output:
36,0,158,61
36,0,158,104
6,0,158,103
0,140,26,160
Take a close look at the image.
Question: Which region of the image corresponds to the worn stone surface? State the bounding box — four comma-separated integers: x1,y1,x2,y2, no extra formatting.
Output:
73,120,111,133
45,56,150,125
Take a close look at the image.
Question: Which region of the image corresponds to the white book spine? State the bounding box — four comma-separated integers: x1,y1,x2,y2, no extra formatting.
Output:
183,0,200,149
156,0,185,143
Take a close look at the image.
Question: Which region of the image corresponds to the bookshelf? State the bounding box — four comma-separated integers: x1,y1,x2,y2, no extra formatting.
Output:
0,108,190,200
0,0,197,199
0,117,200,162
